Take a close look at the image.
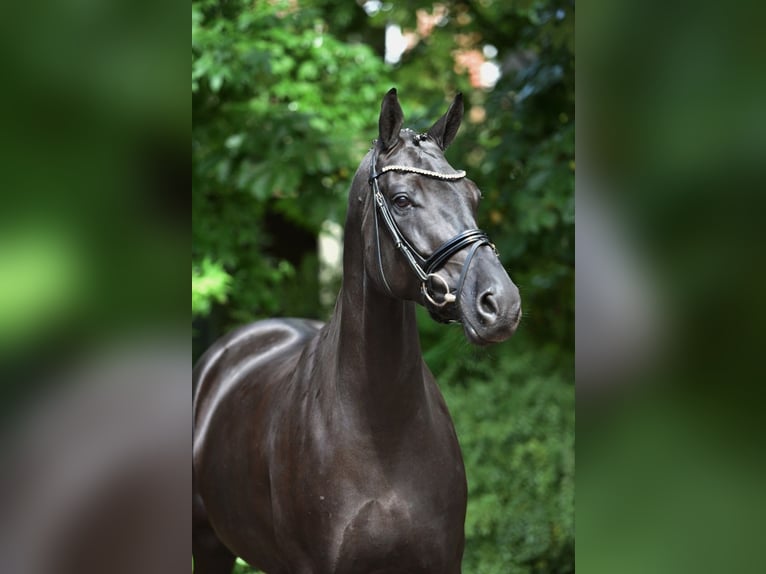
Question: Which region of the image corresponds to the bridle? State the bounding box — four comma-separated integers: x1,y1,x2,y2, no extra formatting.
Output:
368,147,497,308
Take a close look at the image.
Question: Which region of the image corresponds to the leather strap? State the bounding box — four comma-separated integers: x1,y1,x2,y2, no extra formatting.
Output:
369,149,498,307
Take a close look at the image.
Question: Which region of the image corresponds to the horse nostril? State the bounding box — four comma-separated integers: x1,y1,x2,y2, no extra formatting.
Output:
478,290,499,321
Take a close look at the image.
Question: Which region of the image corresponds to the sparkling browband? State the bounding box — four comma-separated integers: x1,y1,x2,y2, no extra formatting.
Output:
378,165,466,180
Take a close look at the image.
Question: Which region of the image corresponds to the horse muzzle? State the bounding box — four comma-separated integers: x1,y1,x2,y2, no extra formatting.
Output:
463,279,522,345
424,249,522,344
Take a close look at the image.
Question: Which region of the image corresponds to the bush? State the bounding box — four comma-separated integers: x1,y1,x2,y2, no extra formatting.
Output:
440,341,574,573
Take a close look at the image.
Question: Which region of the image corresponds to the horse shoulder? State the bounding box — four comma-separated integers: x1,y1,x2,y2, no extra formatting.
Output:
192,318,324,570
193,318,323,426
192,317,324,493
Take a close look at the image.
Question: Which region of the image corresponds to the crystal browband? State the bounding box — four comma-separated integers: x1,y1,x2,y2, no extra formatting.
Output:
376,165,466,180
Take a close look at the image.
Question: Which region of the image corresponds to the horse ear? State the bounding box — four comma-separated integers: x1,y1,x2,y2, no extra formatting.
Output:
427,93,464,150
378,88,404,151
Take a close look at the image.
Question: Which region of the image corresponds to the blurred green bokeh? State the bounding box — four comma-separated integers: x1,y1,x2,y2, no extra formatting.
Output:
578,0,766,572
0,0,187,397
0,3,188,574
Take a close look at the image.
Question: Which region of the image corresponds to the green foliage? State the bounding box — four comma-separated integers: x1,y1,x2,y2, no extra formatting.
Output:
192,258,232,316
192,0,390,325
233,558,257,574
442,344,574,573
192,1,573,571
417,305,574,573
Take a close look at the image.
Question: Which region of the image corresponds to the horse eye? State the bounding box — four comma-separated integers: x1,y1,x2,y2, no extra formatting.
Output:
392,195,412,208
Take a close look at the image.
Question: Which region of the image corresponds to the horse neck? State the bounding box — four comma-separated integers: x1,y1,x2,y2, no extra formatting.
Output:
323,169,427,429
335,277,424,387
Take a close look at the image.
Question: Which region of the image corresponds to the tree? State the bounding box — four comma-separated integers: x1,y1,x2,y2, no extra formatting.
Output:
193,0,391,345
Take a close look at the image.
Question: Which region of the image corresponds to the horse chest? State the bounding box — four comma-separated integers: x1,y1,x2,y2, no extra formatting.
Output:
273,419,465,571
336,495,426,564
323,490,457,573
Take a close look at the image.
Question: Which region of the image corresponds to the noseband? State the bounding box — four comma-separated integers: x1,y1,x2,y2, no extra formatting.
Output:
368,148,496,308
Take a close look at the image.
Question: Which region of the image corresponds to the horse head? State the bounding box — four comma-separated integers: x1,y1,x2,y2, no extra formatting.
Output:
360,88,522,345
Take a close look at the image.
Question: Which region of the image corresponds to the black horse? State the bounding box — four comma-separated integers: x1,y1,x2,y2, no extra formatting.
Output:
193,89,521,574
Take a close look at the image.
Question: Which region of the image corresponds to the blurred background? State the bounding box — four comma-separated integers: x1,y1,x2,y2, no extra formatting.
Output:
192,1,574,573
577,0,766,573
0,1,188,574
